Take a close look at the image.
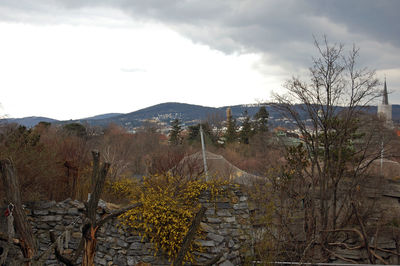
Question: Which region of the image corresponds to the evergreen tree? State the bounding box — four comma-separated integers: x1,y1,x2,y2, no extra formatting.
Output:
224,107,236,143
187,123,215,145
239,110,252,144
254,106,269,134
168,119,182,145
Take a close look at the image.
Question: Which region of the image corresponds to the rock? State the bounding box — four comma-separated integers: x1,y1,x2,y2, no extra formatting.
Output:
36,201,56,209
117,239,129,248
40,215,62,222
126,236,141,242
36,223,51,230
224,217,236,223
67,208,79,215
207,217,221,223
130,242,143,250
127,256,138,266
233,203,247,210
206,232,224,243
70,200,85,210
239,196,248,202
200,222,215,233
49,208,67,215
219,259,235,266
33,209,49,215
72,232,82,238
216,209,231,217
205,208,216,215
94,257,107,265
228,239,235,248
216,202,230,209
197,240,216,247
63,249,73,255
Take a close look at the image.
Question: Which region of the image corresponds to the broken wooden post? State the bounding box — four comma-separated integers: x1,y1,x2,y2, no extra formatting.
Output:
173,206,207,266
0,159,37,264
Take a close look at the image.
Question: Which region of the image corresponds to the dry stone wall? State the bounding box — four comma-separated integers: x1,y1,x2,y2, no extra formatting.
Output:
1,188,251,265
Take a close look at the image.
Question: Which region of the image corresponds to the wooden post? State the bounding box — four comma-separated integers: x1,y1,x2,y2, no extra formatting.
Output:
0,159,37,264
81,151,110,266
173,206,206,266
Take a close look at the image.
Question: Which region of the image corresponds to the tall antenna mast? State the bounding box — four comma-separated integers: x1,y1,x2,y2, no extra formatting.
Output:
200,124,209,181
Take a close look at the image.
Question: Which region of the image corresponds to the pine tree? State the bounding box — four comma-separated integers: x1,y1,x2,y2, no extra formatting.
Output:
254,106,269,134
169,119,182,145
239,110,252,144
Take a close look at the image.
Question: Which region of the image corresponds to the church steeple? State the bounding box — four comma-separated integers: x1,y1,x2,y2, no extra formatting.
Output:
382,77,389,105
377,77,392,127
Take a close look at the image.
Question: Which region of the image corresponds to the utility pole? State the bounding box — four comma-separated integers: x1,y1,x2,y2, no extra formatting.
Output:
200,124,209,181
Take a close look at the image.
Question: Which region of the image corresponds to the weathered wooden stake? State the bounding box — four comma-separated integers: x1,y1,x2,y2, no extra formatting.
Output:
0,159,37,265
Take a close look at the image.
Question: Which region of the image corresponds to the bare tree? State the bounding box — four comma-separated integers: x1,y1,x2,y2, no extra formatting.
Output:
271,36,385,262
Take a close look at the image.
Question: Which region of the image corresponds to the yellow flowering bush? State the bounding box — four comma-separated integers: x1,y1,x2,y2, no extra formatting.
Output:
118,173,229,262
103,177,141,204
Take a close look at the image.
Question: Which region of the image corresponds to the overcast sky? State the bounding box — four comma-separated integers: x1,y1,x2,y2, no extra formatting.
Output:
0,0,399,120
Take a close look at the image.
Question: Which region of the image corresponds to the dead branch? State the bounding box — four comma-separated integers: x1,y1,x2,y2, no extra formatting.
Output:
352,202,374,263
96,202,142,228
322,246,358,264
173,206,207,266
49,230,74,266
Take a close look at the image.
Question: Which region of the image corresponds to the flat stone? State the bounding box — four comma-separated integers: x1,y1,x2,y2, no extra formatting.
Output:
67,208,79,215
117,239,129,248
224,217,236,223
36,201,56,209
228,239,235,248
72,232,82,238
233,203,247,210
218,229,229,236
216,210,231,217
130,242,143,250
207,233,224,243
205,208,215,215
127,256,138,266
36,223,51,230
196,240,216,247
239,196,248,202
33,209,49,215
126,236,141,242
200,222,215,233
219,259,235,266
207,217,221,223
49,208,67,215
69,200,85,210
40,215,62,222
94,257,107,265
216,202,230,209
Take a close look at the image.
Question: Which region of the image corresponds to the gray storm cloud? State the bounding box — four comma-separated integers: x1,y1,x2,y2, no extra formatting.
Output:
1,0,399,101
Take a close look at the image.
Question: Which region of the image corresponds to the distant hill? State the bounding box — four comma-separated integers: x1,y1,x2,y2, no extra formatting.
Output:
1,103,399,129
82,113,123,120
84,102,222,128
0,116,59,128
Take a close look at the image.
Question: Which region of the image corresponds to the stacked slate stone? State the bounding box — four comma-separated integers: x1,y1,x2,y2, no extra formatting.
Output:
196,188,250,266
13,187,251,265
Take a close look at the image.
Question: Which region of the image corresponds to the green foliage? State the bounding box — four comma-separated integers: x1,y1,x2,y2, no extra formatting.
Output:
62,123,87,138
187,123,216,145
239,110,252,144
168,118,182,145
253,106,269,134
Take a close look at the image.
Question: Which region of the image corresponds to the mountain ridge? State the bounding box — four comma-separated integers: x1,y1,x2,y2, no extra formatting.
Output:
1,102,399,129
